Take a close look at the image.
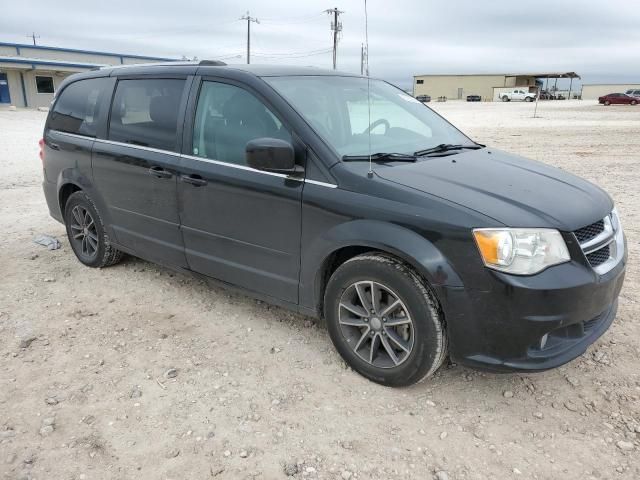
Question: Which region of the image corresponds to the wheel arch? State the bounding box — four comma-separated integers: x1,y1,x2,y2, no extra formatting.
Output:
55,169,116,240
58,182,82,215
303,220,464,317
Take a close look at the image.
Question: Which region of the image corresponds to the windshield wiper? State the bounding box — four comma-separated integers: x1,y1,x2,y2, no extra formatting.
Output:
414,143,483,157
342,152,417,162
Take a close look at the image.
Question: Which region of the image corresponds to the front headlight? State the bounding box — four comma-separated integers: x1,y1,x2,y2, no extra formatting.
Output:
473,228,570,275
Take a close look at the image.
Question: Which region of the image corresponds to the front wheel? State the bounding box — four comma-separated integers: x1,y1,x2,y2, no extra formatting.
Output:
631,100,638,105
604,100,611,106
324,253,447,387
64,191,123,268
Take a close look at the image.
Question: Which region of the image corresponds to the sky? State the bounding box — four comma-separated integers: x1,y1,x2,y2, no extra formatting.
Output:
2,0,639,90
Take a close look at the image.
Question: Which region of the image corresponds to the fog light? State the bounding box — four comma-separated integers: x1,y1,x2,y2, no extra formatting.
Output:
539,334,549,349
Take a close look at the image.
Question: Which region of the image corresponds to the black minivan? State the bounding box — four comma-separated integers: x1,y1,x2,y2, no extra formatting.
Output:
41,61,626,386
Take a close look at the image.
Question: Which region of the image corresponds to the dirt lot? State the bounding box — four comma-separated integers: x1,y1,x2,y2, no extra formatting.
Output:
0,100,638,480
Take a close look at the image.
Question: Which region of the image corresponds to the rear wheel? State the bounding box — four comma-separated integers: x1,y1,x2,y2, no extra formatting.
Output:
501,96,509,102
631,100,637,105
525,96,533,102
64,191,123,268
324,253,447,387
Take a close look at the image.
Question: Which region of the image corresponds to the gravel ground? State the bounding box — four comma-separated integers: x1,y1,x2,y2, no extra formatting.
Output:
0,100,638,480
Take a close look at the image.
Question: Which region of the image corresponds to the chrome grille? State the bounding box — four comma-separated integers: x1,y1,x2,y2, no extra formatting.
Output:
574,220,604,243
573,211,623,275
586,244,610,267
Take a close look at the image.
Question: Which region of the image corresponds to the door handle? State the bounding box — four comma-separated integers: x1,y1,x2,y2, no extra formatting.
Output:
180,174,208,187
148,166,173,179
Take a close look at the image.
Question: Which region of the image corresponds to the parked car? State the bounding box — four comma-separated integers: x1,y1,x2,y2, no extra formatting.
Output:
625,89,640,98
415,94,431,103
500,89,536,102
598,93,638,105
41,62,626,387
466,94,481,102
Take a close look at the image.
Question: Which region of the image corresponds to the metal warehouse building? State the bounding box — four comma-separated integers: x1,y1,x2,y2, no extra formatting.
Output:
0,42,174,109
581,83,640,100
413,72,580,101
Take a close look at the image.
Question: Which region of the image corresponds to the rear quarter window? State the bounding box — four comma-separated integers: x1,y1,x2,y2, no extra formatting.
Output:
48,77,111,137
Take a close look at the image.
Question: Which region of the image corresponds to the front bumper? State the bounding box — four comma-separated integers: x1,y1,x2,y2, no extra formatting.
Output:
437,255,626,373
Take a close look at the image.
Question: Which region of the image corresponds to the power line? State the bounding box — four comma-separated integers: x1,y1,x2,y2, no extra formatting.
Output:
26,32,40,46
325,8,344,70
250,49,333,60
240,11,260,64
259,11,325,24
251,47,333,57
259,14,325,25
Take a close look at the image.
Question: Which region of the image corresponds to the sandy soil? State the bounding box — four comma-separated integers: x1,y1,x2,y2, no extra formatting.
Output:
0,100,638,480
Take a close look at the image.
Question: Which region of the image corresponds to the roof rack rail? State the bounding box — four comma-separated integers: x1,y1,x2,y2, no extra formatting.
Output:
199,60,227,66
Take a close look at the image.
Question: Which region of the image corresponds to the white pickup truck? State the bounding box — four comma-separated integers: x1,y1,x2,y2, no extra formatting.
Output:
500,89,536,102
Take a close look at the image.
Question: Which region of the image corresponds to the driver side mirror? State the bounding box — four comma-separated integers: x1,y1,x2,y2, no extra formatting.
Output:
246,138,300,174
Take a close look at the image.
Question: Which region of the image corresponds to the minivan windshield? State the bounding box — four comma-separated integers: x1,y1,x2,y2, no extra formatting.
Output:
264,76,473,158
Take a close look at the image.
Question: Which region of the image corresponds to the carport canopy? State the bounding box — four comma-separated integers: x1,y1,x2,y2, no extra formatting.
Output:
509,72,581,79
508,72,581,99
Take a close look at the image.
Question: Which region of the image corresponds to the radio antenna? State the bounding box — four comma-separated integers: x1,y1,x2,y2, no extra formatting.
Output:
364,0,373,178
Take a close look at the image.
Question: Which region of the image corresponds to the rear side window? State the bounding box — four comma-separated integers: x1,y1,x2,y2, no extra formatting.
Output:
48,77,111,137
109,78,185,152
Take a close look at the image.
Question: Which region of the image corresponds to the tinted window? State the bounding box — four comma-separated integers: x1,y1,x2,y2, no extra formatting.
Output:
36,75,55,94
48,77,111,137
109,79,185,151
192,81,291,165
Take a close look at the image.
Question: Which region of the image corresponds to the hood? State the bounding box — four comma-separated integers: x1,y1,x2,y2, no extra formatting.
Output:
375,148,613,231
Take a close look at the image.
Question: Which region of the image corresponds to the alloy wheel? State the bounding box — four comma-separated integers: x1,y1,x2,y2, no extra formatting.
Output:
338,281,415,368
69,205,98,259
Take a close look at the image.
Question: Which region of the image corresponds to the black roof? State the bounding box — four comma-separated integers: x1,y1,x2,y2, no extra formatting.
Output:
57,61,364,93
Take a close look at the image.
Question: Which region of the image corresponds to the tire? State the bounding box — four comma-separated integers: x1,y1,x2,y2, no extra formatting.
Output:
501,96,509,102
604,100,611,106
631,100,637,106
64,191,123,268
324,253,447,387
525,96,533,102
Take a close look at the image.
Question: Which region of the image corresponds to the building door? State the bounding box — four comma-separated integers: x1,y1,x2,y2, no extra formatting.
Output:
0,74,11,104
457,88,463,100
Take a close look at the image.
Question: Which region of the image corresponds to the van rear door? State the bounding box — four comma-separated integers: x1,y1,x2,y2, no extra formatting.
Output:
91,76,191,268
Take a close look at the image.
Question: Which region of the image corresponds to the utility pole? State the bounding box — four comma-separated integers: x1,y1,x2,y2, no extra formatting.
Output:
26,32,40,46
360,43,364,75
240,11,259,64
325,7,343,70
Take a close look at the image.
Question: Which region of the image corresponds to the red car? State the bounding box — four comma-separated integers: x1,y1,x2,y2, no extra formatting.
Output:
598,93,638,105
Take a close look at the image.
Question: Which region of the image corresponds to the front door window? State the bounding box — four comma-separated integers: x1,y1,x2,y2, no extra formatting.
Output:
192,81,291,165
